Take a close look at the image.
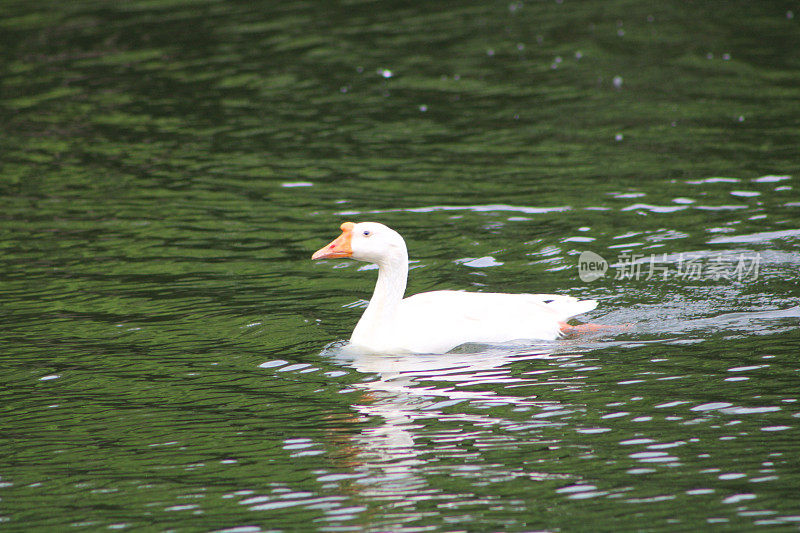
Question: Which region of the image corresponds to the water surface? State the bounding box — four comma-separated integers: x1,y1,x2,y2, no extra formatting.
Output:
1,0,799,531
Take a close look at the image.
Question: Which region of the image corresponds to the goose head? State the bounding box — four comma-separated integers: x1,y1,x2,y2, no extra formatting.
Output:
312,221,407,265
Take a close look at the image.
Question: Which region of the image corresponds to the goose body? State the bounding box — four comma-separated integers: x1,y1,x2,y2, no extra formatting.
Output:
312,222,597,354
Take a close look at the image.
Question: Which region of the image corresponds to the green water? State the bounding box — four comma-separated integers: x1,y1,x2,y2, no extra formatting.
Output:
2,0,799,531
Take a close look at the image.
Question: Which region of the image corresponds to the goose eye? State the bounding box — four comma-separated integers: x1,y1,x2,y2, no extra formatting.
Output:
362,230,371,237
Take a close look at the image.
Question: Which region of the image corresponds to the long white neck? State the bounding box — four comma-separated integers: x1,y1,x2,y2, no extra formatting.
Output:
350,247,408,346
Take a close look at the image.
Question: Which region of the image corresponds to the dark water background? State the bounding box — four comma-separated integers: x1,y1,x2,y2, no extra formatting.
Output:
2,0,799,531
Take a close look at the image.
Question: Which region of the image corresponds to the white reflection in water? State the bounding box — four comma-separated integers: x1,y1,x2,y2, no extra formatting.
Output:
322,342,582,504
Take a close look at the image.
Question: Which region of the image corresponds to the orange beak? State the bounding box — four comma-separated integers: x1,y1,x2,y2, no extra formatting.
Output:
311,222,355,260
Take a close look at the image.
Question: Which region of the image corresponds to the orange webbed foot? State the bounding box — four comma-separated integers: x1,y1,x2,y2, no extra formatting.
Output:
559,322,631,336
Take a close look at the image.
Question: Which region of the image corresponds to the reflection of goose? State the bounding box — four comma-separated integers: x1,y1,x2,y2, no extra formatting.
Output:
312,222,598,354
322,342,584,512
341,347,557,451
329,343,566,406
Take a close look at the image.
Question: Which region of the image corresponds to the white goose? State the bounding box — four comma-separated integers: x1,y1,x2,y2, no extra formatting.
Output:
312,221,599,354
